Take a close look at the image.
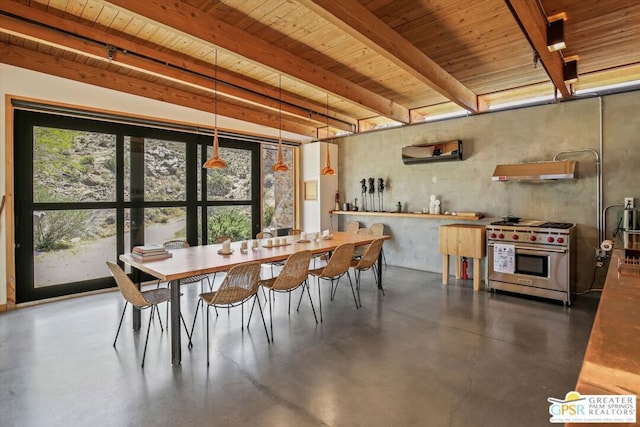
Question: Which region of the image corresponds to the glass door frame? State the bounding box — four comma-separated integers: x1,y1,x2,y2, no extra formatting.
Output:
13,110,261,303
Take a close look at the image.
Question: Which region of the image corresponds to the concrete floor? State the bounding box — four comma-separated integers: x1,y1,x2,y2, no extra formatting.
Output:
0,266,598,427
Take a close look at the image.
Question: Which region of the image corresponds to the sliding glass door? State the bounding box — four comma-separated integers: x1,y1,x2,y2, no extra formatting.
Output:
14,110,260,303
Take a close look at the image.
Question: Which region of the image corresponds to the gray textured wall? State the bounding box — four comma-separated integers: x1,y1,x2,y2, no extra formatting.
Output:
336,91,640,293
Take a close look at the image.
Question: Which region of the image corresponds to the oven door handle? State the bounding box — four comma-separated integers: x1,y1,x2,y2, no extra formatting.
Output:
488,242,567,254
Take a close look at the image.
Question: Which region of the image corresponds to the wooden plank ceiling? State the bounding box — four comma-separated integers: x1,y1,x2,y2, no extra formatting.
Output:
1,0,639,140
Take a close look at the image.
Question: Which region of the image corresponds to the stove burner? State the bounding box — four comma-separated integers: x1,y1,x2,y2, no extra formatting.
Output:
489,220,574,229
490,220,520,226
537,222,573,229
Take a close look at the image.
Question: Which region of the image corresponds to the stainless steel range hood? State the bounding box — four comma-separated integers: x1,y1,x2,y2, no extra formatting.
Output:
491,160,576,181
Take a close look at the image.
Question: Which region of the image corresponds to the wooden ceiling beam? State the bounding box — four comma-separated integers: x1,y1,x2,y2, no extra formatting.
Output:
0,0,356,133
298,0,483,114
505,0,572,98
103,0,412,124
0,41,317,138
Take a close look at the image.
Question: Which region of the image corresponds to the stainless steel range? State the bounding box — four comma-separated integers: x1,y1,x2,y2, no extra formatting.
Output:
486,219,576,305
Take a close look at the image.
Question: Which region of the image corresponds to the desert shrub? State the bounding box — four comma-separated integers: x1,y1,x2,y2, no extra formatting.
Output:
207,207,251,241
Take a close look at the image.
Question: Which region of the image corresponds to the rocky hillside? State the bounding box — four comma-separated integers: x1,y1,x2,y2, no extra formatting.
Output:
32,127,293,247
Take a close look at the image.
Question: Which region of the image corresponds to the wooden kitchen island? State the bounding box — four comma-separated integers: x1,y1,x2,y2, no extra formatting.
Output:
568,250,640,426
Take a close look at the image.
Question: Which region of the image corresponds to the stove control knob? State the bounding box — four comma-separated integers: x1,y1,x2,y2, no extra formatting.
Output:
529,235,537,241
490,233,497,238
512,234,519,240
557,237,564,244
547,236,555,243
498,233,504,239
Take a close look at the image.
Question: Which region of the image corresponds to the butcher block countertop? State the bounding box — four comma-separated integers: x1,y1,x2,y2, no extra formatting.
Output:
568,250,640,426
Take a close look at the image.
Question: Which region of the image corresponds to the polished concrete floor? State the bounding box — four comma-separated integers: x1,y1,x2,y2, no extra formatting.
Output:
0,266,598,427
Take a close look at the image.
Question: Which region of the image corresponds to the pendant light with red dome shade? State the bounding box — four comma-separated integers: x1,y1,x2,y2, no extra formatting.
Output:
320,93,335,176
272,75,289,172
203,50,227,169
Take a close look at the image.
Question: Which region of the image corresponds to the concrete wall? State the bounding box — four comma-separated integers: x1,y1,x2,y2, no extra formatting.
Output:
336,92,640,293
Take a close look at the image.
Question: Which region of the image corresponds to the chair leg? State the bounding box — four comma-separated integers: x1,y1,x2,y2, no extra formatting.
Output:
206,305,210,367
288,292,291,315
381,248,388,269
180,312,192,348
317,276,323,322
113,302,129,347
256,295,271,343
305,280,318,324
141,307,154,368
155,304,164,332
356,269,362,308
241,302,244,331
247,294,257,326
296,281,305,311
331,277,341,301
373,264,385,295
346,270,359,310
268,289,274,341
189,298,202,340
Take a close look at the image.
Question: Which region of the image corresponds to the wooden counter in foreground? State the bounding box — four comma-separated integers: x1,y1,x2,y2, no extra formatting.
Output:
568,250,640,426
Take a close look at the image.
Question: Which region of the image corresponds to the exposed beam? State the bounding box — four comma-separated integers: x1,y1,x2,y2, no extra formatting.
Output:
505,0,572,98
0,42,317,137
0,1,356,133
298,0,483,114
104,0,411,124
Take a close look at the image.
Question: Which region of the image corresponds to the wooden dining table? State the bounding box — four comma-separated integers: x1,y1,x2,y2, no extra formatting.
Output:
119,231,390,365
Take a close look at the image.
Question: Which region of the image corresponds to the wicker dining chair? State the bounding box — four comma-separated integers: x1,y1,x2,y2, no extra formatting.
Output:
256,231,273,239
308,243,356,322
162,239,212,290
370,223,387,269
209,235,234,292
107,261,190,368
345,221,360,234
288,229,302,236
350,238,386,307
162,239,213,341
197,262,270,365
257,250,316,340
353,227,372,259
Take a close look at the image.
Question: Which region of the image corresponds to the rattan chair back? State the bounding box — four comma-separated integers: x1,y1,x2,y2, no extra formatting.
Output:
319,243,354,278
370,223,385,236
353,239,384,270
269,250,311,291
256,231,273,239
206,262,261,305
345,221,359,234
107,261,152,308
288,229,302,236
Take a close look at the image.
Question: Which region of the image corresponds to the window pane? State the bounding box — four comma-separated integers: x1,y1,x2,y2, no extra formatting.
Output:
206,146,251,201
33,127,116,203
34,209,115,287
143,207,187,245
124,138,131,202
207,206,252,241
197,146,202,202
144,139,186,201
263,145,294,229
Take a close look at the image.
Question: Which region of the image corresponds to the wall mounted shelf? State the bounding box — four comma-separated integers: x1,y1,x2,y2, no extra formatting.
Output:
330,210,483,221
